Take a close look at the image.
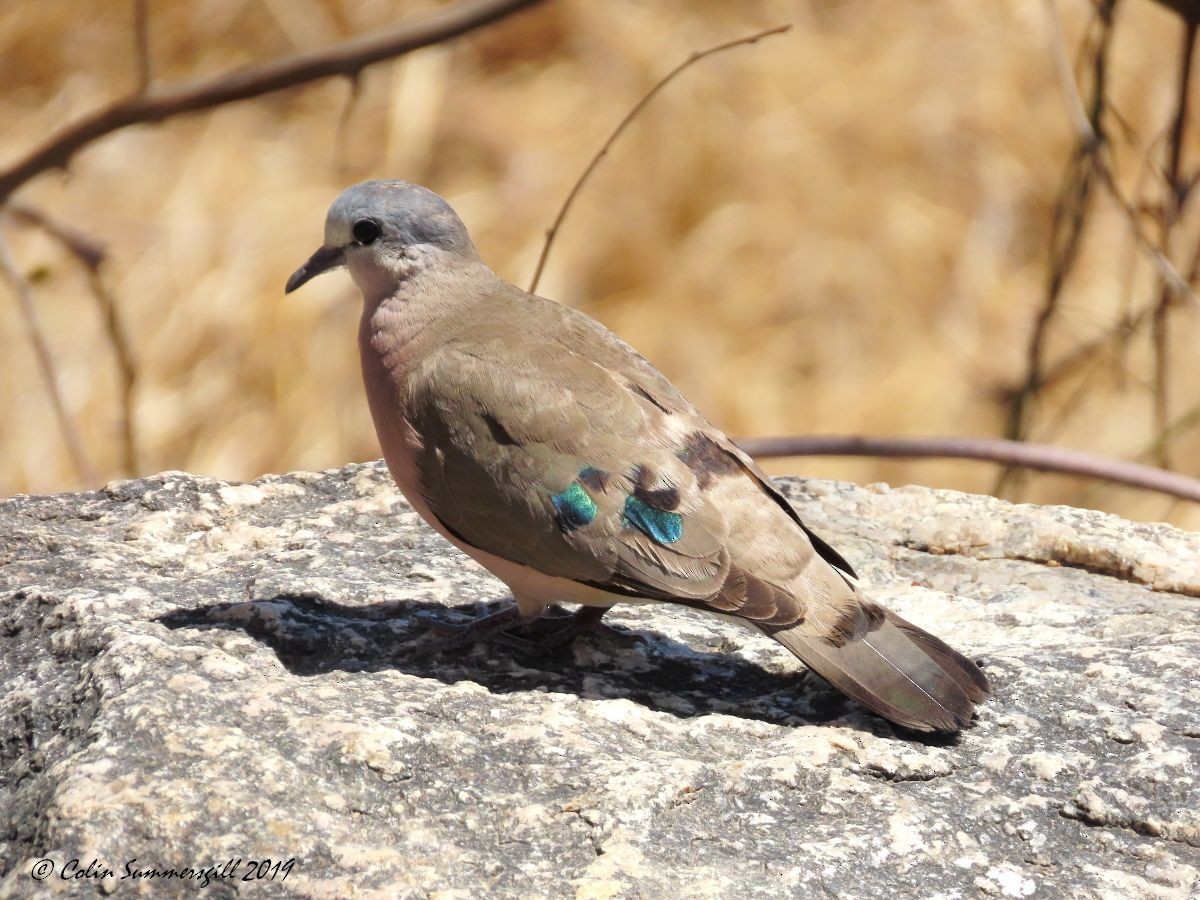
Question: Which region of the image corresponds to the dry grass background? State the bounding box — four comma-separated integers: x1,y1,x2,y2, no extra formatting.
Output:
1,0,1198,529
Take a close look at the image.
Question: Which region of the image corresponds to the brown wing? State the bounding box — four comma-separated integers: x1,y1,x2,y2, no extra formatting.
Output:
403,290,865,639
404,286,988,732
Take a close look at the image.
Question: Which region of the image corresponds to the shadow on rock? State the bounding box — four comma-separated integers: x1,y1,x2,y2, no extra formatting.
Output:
157,592,957,744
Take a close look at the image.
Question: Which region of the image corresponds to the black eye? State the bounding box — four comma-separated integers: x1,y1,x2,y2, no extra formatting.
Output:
352,219,381,245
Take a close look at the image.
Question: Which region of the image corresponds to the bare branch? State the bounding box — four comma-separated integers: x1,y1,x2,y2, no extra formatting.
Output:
1138,399,1200,464
1044,0,1094,140
1043,0,1199,309
133,0,153,93
1093,169,1198,306
1003,0,1199,494
9,203,140,475
1187,224,1200,286
1000,0,1115,494
334,73,364,176
737,435,1200,504
1150,19,1197,467
7,203,104,268
0,227,98,486
1149,0,1200,25
1029,345,1111,446
527,24,792,294
999,298,1152,403
0,0,546,203
1112,127,1167,380
1043,2,1198,307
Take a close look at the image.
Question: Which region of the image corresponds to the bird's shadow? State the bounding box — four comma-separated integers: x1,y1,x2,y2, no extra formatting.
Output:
157,592,958,745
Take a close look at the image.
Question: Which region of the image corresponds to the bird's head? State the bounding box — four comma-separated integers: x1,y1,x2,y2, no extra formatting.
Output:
285,180,479,296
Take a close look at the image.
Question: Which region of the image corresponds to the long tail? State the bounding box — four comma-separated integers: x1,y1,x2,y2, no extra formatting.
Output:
763,607,990,732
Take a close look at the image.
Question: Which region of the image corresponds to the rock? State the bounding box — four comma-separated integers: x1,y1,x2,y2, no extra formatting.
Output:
0,463,1197,898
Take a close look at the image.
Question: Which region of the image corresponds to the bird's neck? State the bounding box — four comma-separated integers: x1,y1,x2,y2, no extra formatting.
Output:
357,260,495,378
355,260,496,508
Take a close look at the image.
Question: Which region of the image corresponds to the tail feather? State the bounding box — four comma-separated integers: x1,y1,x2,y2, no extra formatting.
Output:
765,607,989,733
888,610,990,702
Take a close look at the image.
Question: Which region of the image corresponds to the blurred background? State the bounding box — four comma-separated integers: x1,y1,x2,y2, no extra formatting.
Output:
1,0,1198,528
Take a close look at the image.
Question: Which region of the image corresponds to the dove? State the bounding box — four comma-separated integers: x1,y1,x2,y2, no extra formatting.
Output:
285,180,989,732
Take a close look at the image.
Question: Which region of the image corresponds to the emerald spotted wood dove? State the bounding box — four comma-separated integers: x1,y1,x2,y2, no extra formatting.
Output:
285,180,990,732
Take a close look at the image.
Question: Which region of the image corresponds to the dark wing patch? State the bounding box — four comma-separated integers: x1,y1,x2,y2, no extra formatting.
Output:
578,465,611,492
799,524,859,582
677,432,740,489
631,464,681,510
629,382,672,414
481,412,518,446
679,430,858,580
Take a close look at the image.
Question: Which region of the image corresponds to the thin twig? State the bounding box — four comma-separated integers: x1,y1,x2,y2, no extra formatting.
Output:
1150,0,1200,25
0,229,97,486
1002,298,1153,401
1044,0,1198,307
133,0,153,93
1138,399,1200,464
738,435,1200,504
0,0,545,203
1093,161,1198,306
999,0,1115,495
1043,0,1199,309
526,23,791,294
1150,19,1197,468
1094,163,1195,307
7,204,104,267
1002,0,1200,495
1046,0,1094,139
334,73,363,176
86,270,138,476
1002,146,1096,439
1187,226,1200,286
9,203,140,475
1113,127,1167,381
1030,343,1111,446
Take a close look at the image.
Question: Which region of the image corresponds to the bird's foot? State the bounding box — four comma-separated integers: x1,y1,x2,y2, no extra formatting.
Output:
410,604,530,656
521,605,642,656
411,604,637,657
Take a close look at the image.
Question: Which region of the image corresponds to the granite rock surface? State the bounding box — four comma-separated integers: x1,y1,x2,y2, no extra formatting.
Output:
0,462,1197,898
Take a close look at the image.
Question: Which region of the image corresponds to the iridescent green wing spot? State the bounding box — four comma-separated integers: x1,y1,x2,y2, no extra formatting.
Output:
551,481,598,530
622,495,683,544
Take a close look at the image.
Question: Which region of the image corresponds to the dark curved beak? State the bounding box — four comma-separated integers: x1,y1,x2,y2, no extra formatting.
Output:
285,245,344,294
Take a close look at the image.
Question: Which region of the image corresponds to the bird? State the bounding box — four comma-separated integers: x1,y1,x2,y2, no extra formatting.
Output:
285,180,989,733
